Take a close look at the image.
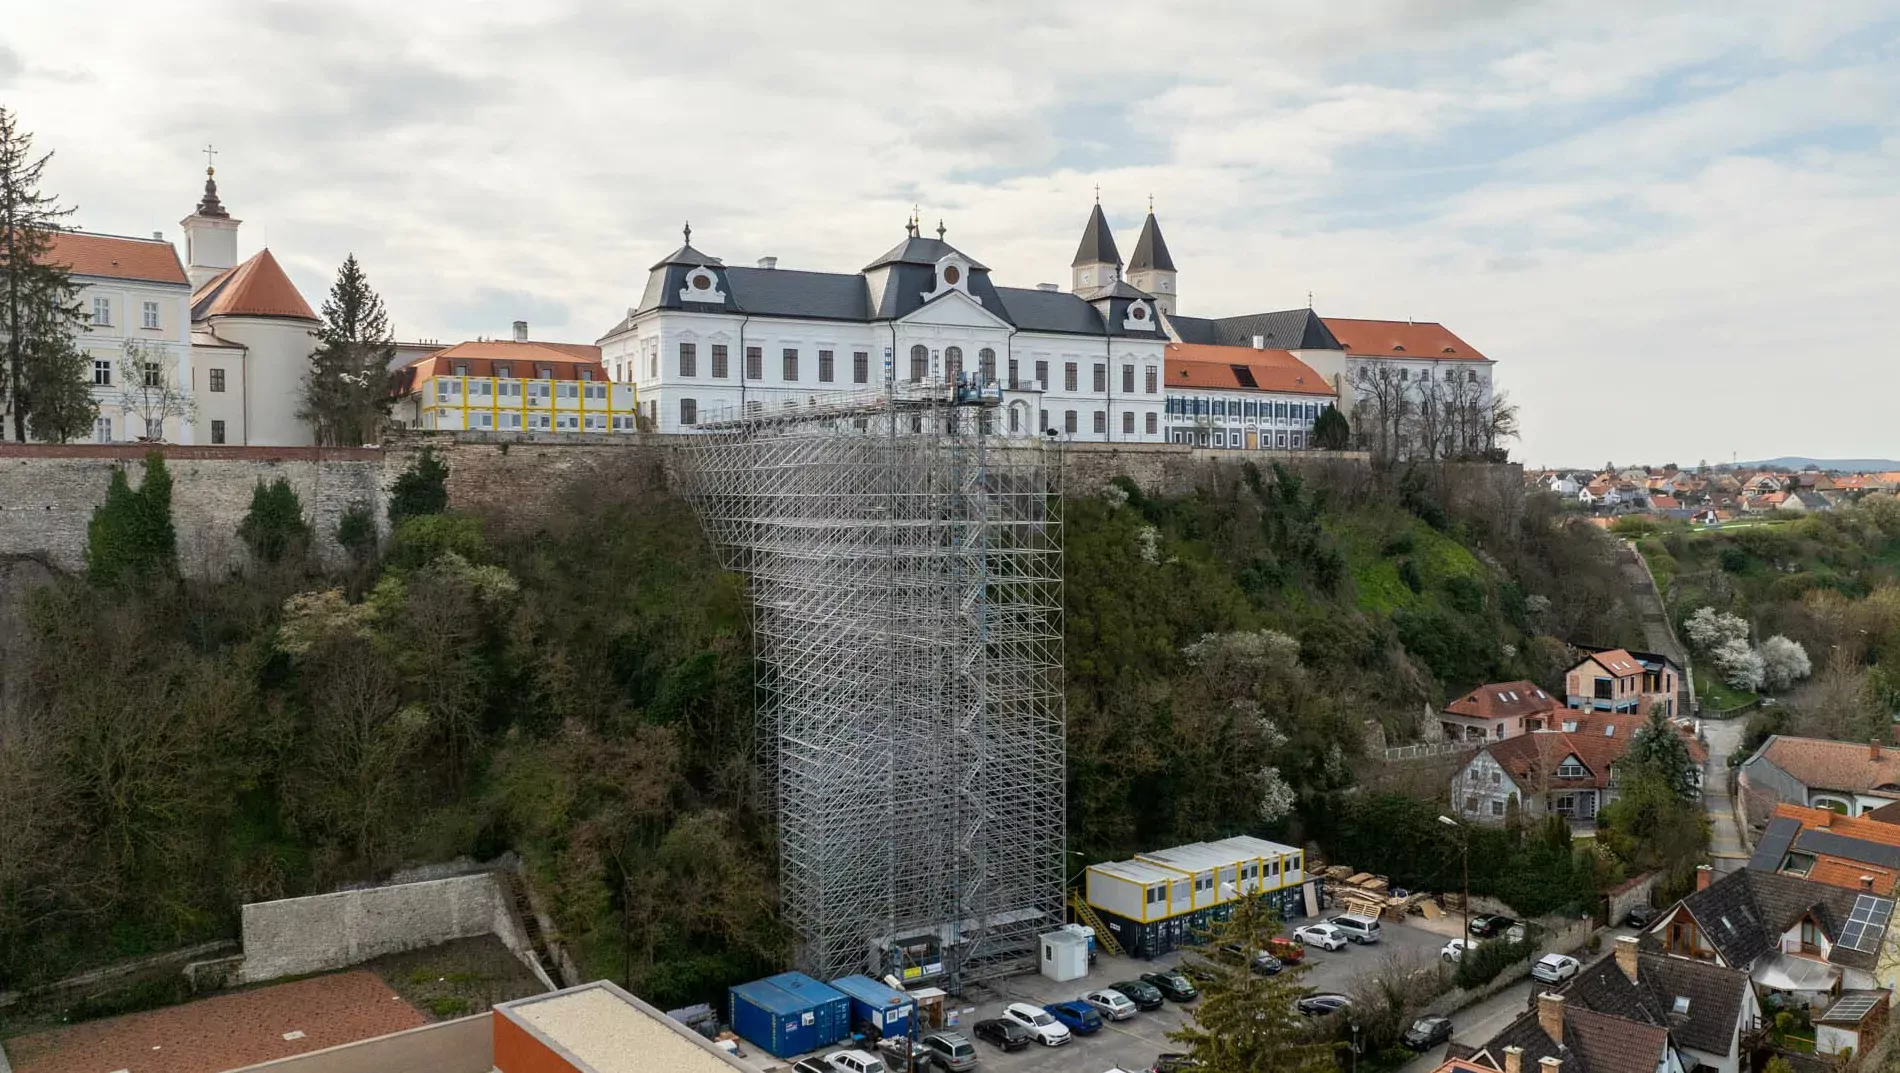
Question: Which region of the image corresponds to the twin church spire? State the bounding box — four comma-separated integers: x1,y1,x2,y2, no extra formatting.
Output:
1072,197,1177,314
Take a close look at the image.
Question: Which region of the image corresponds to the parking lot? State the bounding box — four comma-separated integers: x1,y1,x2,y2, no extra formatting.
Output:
731,918,1458,1073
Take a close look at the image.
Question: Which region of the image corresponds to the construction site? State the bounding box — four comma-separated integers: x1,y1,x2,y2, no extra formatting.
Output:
678,374,1067,992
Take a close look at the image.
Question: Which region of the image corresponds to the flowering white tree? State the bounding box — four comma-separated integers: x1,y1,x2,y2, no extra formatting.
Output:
1685,606,1750,653
1759,635,1813,692
1713,637,1765,691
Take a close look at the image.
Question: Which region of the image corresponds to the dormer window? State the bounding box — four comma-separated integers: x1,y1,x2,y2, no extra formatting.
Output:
1132,306,1147,320
680,268,726,303
943,264,961,285
1122,300,1155,331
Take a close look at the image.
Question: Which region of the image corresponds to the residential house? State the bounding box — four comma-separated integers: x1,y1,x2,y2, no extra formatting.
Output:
1566,648,1682,718
1644,864,1898,1006
1780,490,1832,514
1743,472,1787,497
1438,680,1564,742
1748,804,1900,895
1449,711,1704,827
391,335,636,434
1558,936,1757,1073
1444,990,1689,1073
1814,990,1890,1058
1740,736,1900,819
1743,491,1788,513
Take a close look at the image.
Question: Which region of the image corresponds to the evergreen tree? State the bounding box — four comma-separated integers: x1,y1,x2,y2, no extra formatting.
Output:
388,446,449,525
85,450,177,585
300,254,395,446
336,499,379,563
1312,404,1350,451
1168,896,1334,1073
237,477,312,564
0,107,93,442
1625,706,1700,802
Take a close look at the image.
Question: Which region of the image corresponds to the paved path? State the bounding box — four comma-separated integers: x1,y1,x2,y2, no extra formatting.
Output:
1396,978,1532,1073
1703,717,1750,872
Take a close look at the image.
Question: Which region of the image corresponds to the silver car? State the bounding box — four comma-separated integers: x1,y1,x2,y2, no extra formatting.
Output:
919,1032,979,1073
1084,988,1139,1021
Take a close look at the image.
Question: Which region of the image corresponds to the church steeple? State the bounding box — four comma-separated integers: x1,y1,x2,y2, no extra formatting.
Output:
1071,199,1121,293
1127,205,1177,315
181,163,242,289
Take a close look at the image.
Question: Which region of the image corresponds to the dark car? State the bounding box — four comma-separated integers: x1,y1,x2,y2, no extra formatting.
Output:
972,1018,1032,1052
1141,970,1199,1002
1150,1054,1202,1073
1296,993,1353,1017
1625,903,1658,928
1468,914,1517,938
1401,1015,1454,1050
1178,960,1219,985
1112,979,1166,1011
1217,944,1284,975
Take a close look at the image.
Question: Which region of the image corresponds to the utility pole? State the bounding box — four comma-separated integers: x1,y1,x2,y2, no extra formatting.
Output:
1438,815,1470,950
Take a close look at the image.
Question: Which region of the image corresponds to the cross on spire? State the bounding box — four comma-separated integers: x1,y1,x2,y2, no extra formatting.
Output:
936,219,946,240
1148,192,1154,213
202,143,218,174
1093,183,1100,204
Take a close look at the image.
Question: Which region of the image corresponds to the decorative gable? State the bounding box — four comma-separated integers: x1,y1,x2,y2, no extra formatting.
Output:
679,266,726,304
898,288,1012,331
919,254,976,304
1122,299,1156,332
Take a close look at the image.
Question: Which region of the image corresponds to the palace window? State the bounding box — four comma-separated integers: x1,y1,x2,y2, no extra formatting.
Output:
142,301,160,329
92,297,111,326
944,346,963,380
679,343,696,377
1122,411,1134,434
1063,410,1076,434
1093,364,1106,392
1122,364,1134,393
979,348,996,381
745,346,762,380
818,349,835,383
680,398,698,425
910,344,928,382
209,368,226,392
1145,365,1158,393
1035,360,1048,388
711,344,729,378
783,348,799,381
1145,412,1157,434
210,419,226,444
1093,411,1106,434
853,351,869,384
1064,362,1077,391
93,359,112,386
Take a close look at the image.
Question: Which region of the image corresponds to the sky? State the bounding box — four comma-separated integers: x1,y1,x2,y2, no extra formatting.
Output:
4,1,1898,466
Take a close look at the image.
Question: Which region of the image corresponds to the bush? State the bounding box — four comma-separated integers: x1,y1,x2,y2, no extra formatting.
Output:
1454,938,1532,989
336,499,379,561
237,477,311,565
1398,558,1424,594
388,446,449,524
387,513,488,571
1719,546,1749,572
85,450,177,586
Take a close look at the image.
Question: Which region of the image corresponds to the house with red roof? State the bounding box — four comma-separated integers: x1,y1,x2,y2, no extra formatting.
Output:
1565,647,1684,717
392,334,637,434
1159,341,1337,450
1450,710,1705,827
1438,680,1564,743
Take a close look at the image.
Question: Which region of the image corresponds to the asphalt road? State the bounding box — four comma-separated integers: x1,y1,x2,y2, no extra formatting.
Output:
1702,716,1750,873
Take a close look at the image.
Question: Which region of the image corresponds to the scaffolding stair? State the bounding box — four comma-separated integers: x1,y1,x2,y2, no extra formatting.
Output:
1068,889,1123,957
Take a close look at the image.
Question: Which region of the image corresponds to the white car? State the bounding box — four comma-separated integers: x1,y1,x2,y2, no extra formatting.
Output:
1292,923,1348,951
825,1051,888,1073
1003,1002,1072,1046
1531,953,1581,984
1440,939,1475,962
1083,988,1139,1021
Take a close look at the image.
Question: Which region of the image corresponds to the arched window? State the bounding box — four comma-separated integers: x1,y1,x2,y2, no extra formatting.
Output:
909,344,928,382
945,346,963,381
978,348,996,382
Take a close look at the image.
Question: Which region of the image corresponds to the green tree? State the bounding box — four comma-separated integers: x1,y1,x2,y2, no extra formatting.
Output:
388,446,449,525
1625,707,1700,802
85,450,177,585
1168,896,1333,1073
300,254,395,446
0,107,93,442
336,499,379,562
1312,404,1350,451
237,477,312,564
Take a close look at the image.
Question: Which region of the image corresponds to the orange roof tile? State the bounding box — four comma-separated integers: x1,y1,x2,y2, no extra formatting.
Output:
395,339,607,396
1773,803,1900,847
39,229,188,286
191,249,317,321
1760,737,1900,798
1580,649,1644,677
1320,317,1488,362
1804,857,1898,895
1163,343,1336,397
1443,680,1562,722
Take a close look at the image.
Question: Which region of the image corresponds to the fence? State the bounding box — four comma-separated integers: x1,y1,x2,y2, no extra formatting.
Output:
1383,740,1482,762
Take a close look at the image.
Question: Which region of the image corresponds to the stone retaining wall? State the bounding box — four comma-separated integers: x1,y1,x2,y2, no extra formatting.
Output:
236,873,525,985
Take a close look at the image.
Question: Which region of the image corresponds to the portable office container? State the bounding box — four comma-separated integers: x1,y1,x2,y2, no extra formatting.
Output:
763,972,851,1047
1039,930,1089,982
1206,835,1305,895
1086,859,1183,924
731,979,838,1059
828,974,915,1039
1138,843,1249,911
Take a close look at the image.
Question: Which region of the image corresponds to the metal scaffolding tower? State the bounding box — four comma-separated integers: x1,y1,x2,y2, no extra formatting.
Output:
678,379,1065,990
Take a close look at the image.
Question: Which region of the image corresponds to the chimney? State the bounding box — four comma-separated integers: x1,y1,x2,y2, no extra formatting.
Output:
1539,1058,1562,1073
512,320,528,342
1862,875,1876,890
1537,992,1565,1043
152,231,163,241
757,256,778,270
1251,334,1265,349
1036,283,1060,292
1615,935,1640,983
1502,1045,1524,1073
1696,864,1713,891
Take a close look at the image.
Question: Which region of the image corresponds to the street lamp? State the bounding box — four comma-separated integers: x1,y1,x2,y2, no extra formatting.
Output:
1438,815,1470,946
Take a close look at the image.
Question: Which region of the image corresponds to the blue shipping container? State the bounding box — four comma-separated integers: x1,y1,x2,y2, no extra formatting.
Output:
764,972,851,1047
731,979,839,1059
829,975,915,1039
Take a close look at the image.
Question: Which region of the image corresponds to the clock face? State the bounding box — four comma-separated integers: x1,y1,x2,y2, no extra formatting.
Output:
1132,306,1147,320
691,274,712,290
943,265,961,285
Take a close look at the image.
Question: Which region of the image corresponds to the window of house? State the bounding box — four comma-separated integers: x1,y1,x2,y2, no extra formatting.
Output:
1064,362,1078,391
501,412,522,431
1093,364,1106,392
94,417,112,443
143,416,160,439
745,346,763,380
944,346,963,380
142,301,160,329
143,363,161,388
1464,795,1479,813
1039,409,1047,433
209,367,225,392
210,419,226,444
1093,411,1106,434
1035,360,1049,389
1595,678,1614,700
1007,358,1019,386
538,365,553,379
1468,369,1478,382
679,342,697,377
853,351,869,384
1122,364,1134,393
92,297,111,326
1557,758,1586,778
1146,365,1158,393
818,349,835,383
1800,919,1821,952
1490,771,1501,785
783,348,799,381
93,359,112,386
579,368,593,381
496,363,513,379
910,344,928,382
680,398,698,426
1490,800,1504,817
1122,411,1134,434
710,344,729,379
978,348,995,381
1064,410,1077,434
1145,412,1157,435
1008,407,1020,433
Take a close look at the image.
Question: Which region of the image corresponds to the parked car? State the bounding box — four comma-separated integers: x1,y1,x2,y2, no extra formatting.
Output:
1149,1054,1202,1073
1531,953,1582,984
972,1019,1031,1053
1111,979,1166,1011
1625,903,1658,928
1267,936,1305,963
1401,1015,1454,1051
1084,988,1140,1021
1217,943,1283,974
918,1032,978,1073
1044,1001,1104,1036
876,1037,919,1067
1440,939,1475,962
826,1050,888,1073
1468,914,1517,938
1140,970,1199,1002
1292,923,1348,951
1296,994,1354,1017
1178,960,1219,986
795,1059,834,1073
1002,1002,1072,1046
1328,914,1383,944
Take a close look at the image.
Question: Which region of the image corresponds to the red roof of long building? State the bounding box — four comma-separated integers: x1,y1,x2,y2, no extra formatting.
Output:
1321,317,1488,362
1443,680,1562,722
1163,342,1336,397
38,229,188,285
191,249,317,321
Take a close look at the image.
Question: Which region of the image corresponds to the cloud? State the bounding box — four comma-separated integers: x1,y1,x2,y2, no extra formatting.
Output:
1,0,1895,464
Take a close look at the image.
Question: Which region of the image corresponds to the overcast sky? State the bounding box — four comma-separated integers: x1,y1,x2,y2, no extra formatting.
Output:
6,1,1898,465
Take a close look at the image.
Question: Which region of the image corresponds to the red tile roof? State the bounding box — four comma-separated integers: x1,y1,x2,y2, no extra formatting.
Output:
191,249,317,321
1578,648,1644,677
2,971,425,1073
1482,715,1705,790
394,339,607,396
1443,680,1562,722
1774,803,1900,847
1320,317,1488,362
1757,736,1900,797
38,229,188,286
1163,343,1336,397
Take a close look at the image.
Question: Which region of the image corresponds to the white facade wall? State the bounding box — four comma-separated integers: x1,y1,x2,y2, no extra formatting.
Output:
190,340,248,444
72,273,195,444
1452,751,1524,823
1164,385,1332,450
207,315,317,446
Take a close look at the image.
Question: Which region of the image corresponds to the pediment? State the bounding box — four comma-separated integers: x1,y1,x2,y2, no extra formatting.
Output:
898,289,1012,330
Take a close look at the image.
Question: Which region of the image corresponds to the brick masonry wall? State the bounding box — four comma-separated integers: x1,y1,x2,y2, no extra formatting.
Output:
235,873,517,984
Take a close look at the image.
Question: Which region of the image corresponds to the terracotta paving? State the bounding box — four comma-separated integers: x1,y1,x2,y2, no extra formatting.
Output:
2,970,427,1073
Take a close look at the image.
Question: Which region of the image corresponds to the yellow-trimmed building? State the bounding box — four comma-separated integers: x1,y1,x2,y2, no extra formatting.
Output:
393,338,638,433
1083,836,1312,958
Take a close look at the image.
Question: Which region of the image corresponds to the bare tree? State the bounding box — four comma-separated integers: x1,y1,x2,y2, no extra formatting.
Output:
1408,372,1449,461
1349,362,1409,462
112,337,193,442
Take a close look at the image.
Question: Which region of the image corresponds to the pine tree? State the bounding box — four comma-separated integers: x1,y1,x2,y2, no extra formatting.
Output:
1625,706,1699,802
388,446,449,525
1167,896,1335,1073
85,450,177,585
1312,405,1350,451
299,254,395,446
237,477,311,564
0,107,93,442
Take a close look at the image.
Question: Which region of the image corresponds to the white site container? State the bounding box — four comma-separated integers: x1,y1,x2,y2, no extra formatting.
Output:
1039,929,1089,983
